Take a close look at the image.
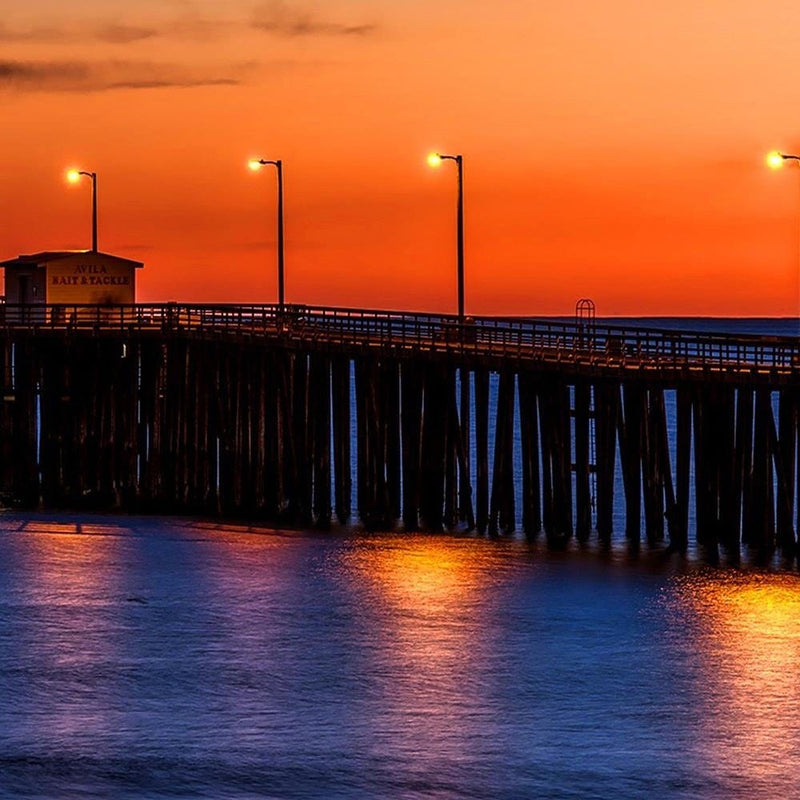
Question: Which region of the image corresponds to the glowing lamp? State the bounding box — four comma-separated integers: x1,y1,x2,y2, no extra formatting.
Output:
767,151,785,170
248,155,285,309
427,153,442,168
427,150,465,318
64,167,98,250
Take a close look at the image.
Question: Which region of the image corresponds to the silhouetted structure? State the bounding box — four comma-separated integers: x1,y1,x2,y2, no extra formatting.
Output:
0,303,796,561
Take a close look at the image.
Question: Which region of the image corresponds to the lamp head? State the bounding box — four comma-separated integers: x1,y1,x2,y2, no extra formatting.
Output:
427,153,442,168
66,169,82,183
767,151,785,170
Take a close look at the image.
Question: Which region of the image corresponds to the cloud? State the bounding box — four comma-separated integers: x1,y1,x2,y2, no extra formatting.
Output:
95,24,160,44
0,18,230,45
0,59,246,92
252,1,377,37
104,77,240,90
0,61,88,81
0,21,158,44
0,5,378,45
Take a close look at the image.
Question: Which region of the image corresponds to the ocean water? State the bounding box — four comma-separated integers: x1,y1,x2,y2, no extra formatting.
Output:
2,517,800,799
591,316,799,337
1,317,799,799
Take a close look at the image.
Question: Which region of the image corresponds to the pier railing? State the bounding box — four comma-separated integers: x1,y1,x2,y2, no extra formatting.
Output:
0,303,797,375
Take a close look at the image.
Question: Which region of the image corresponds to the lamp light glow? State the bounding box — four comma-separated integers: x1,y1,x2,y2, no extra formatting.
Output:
66,169,81,183
248,159,263,171
767,151,785,170
427,153,442,168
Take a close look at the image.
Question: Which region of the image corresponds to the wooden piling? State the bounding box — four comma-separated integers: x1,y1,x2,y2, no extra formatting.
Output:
331,357,352,525
474,369,490,534
444,367,458,530
383,360,402,523
489,370,516,534
459,367,475,530
574,380,592,542
310,355,332,527
734,387,754,549
400,360,422,531
620,383,643,544
420,364,448,531
751,388,775,557
777,388,797,557
518,371,542,537
594,380,619,545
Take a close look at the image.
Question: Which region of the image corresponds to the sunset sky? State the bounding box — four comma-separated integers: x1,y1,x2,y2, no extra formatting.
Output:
1,0,800,315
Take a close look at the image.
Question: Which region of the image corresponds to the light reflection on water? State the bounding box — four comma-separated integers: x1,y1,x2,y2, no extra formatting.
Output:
1,517,800,799
668,574,800,795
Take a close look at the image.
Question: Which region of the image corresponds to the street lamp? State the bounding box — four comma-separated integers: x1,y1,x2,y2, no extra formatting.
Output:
248,157,285,310
428,152,465,320
767,151,800,316
66,168,98,252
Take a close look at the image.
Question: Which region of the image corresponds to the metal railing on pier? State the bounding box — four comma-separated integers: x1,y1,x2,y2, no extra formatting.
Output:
0,303,797,376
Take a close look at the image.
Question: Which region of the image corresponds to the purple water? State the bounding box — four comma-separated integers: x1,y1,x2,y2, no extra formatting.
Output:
2,517,800,799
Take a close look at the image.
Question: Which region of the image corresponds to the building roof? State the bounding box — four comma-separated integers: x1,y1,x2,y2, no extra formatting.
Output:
0,251,143,269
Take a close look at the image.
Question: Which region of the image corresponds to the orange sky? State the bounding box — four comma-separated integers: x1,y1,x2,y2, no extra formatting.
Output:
1,0,800,315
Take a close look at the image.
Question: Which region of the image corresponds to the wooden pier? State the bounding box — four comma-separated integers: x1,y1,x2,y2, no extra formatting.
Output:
1,303,798,559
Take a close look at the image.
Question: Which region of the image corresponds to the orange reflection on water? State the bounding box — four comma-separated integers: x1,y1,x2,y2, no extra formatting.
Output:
676,573,800,785
18,520,130,603
10,522,132,742
347,536,499,621
343,536,511,755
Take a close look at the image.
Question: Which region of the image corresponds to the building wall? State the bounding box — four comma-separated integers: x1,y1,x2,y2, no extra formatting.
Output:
45,254,136,304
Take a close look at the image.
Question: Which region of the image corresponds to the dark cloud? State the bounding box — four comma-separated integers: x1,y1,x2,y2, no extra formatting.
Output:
0,18,229,45
0,6,376,45
252,1,377,37
0,59,246,92
0,60,88,81
95,24,159,44
0,21,158,44
105,77,239,90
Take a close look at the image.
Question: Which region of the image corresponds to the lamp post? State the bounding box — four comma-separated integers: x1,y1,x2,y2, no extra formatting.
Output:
767,151,800,316
66,169,98,252
249,158,285,310
428,152,465,320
